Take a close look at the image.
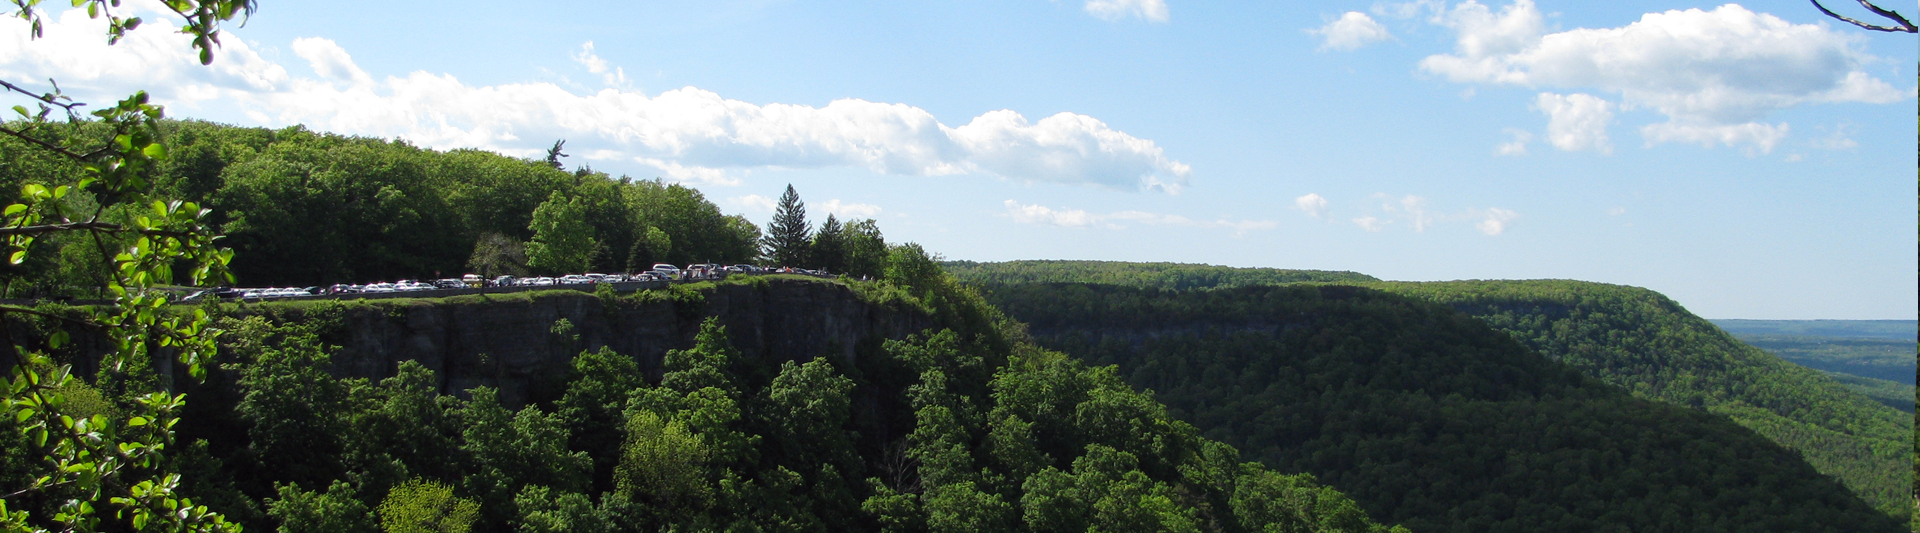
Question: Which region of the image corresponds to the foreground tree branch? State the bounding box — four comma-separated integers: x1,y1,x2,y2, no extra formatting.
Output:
1810,0,1918,33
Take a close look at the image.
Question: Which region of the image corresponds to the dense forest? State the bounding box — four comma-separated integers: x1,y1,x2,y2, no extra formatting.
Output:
971,281,1902,533
1723,333,1915,412
1358,280,1913,521
0,254,1409,533
0,120,804,294
949,261,1914,523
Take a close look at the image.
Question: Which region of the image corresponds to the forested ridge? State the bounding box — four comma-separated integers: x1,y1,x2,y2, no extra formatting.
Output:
948,261,1913,523
0,120,769,293
1,246,1408,532
1356,280,1912,521
973,282,1901,533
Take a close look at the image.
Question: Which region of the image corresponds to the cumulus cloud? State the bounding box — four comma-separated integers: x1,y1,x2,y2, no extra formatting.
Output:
1352,216,1386,232
1495,127,1531,155
1293,193,1330,219
1003,200,1276,234
818,199,883,218
291,37,371,86
1418,1,1909,153
1310,12,1394,51
0,7,1190,191
1084,0,1169,22
1534,92,1612,153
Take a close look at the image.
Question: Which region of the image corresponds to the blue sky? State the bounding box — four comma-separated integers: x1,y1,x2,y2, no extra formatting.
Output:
2,0,1914,318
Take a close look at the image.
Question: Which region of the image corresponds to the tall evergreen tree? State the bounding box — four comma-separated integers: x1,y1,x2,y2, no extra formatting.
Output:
762,184,812,267
811,214,846,273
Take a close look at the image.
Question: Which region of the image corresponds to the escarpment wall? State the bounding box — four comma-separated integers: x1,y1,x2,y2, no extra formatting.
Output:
288,278,932,406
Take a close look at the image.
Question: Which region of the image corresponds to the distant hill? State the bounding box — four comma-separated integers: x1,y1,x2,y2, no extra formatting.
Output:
1711,319,1917,341
975,282,1901,532
942,260,1377,289
1704,319,1914,413
1357,280,1913,521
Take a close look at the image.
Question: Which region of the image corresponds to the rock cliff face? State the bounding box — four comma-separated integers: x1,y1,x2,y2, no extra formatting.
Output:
298,278,930,406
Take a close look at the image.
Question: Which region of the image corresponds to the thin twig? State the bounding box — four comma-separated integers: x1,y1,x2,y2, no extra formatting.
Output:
0,304,100,328
0,221,199,240
1810,0,1918,32
0,79,85,112
0,124,89,161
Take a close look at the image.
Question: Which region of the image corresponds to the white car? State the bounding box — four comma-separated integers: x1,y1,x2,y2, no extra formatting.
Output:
651,264,681,279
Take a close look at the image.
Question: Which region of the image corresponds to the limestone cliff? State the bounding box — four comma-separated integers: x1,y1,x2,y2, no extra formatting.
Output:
250,277,932,406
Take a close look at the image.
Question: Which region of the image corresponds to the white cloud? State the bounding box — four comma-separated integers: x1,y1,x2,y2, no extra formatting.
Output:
291,37,370,86
728,194,777,212
1310,12,1394,51
1495,127,1531,155
1472,207,1517,235
1399,194,1432,232
1534,92,1613,153
1005,200,1099,228
1350,193,1515,235
1004,200,1275,234
1607,206,1626,215
570,41,628,87
1418,1,1909,153
0,7,1190,191
1810,124,1858,151
818,199,883,219
1293,193,1330,219
1084,0,1169,22
1640,121,1786,154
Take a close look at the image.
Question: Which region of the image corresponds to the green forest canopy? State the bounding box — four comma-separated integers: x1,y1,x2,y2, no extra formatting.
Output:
944,261,1913,523
973,281,1902,533
1358,279,1913,521
2,253,1408,533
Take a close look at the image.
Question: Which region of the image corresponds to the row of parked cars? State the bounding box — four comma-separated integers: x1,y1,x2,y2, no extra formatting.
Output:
188,264,833,301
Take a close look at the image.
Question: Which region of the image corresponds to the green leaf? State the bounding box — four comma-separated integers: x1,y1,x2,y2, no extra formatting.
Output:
3,204,25,216
48,330,68,349
142,143,167,159
10,250,26,265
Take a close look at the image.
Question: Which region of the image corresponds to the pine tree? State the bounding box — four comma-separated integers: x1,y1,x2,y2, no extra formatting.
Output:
811,214,847,273
763,184,812,267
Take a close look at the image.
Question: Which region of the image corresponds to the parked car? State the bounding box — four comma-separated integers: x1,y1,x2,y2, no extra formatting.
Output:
651,264,681,279
559,275,590,284
493,275,517,287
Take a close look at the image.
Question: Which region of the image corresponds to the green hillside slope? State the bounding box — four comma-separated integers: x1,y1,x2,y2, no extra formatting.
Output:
978,282,1900,533
1360,280,1913,521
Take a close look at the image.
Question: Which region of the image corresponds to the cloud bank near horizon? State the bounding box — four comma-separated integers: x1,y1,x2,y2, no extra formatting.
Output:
0,7,1191,191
